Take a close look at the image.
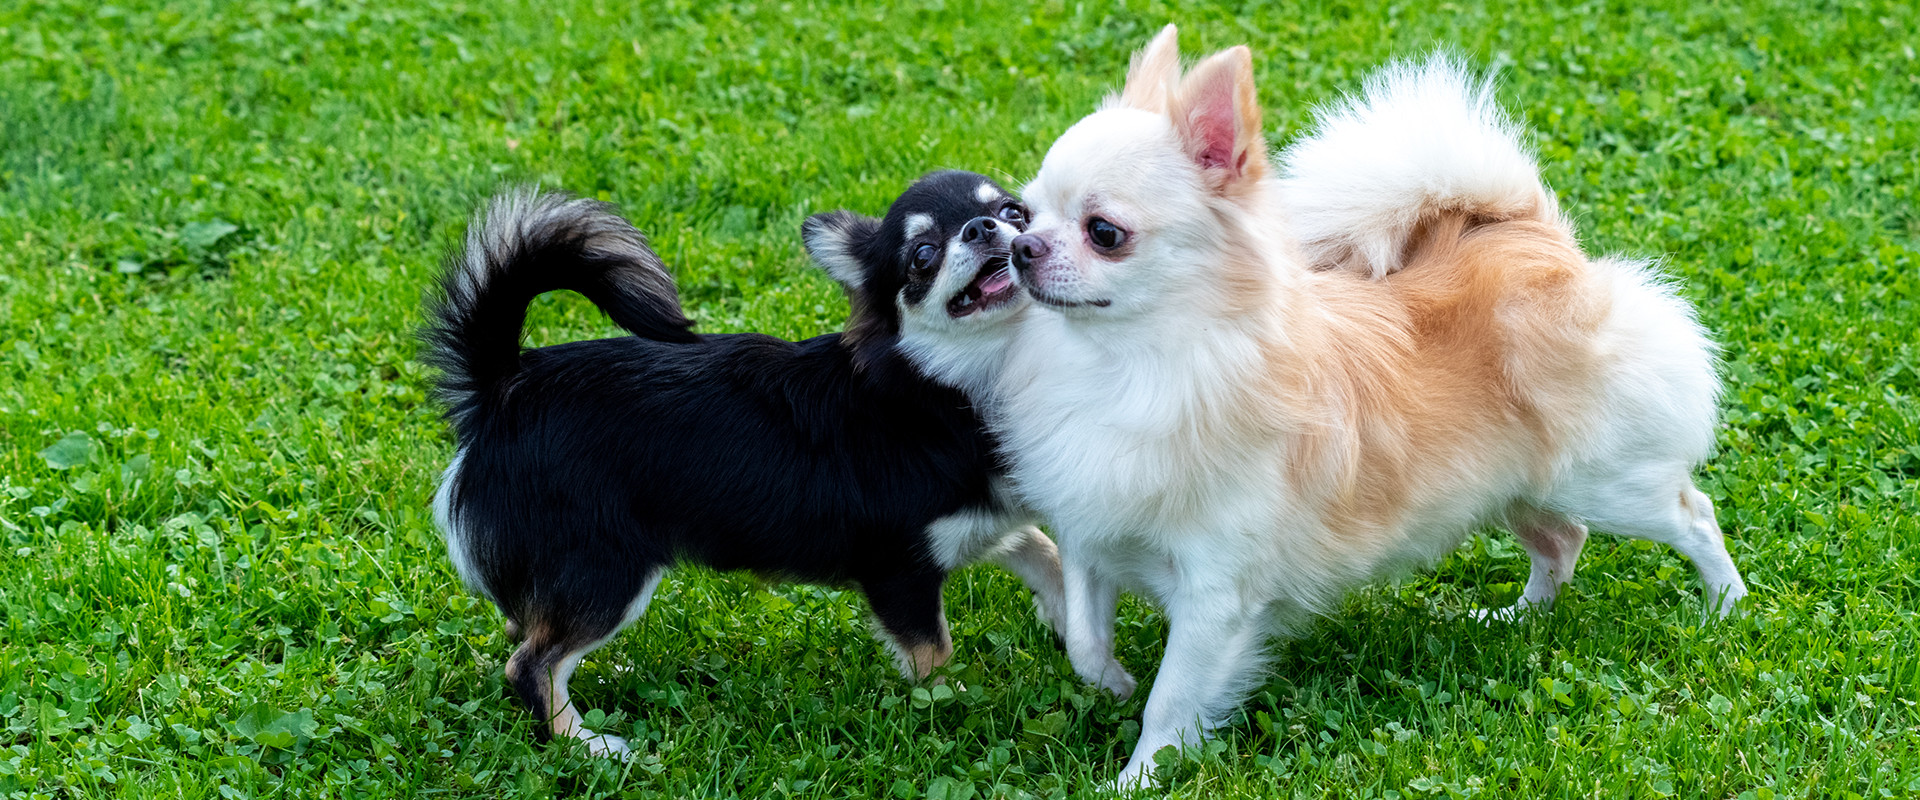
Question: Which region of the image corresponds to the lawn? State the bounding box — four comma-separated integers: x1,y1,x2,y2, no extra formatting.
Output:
2,0,1916,797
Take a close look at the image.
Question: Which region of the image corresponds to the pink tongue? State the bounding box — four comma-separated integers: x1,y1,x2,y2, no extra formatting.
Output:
978,267,1013,295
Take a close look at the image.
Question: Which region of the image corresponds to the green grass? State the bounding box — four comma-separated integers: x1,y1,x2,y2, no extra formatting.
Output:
2,0,1917,797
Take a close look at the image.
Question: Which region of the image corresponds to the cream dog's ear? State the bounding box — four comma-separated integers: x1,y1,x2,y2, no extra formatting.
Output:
1168,45,1267,194
802,210,882,294
1114,24,1181,113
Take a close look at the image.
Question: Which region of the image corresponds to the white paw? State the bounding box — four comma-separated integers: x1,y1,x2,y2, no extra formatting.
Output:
1032,595,1066,633
1091,661,1138,700
1707,587,1748,619
1105,760,1156,795
576,730,632,759
1469,599,1551,624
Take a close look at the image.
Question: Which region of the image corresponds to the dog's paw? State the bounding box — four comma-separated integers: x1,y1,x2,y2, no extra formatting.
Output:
576,730,633,760
1706,586,1748,620
1032,594,1066,633
1468,600,1550,625
1093,661,1138,700
1104,761,1156,795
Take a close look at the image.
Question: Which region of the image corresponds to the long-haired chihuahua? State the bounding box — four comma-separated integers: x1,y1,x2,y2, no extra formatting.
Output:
423,172,1074,756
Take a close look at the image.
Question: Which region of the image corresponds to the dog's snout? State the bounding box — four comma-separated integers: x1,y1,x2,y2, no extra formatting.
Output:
1012,234,1050,271
961,217,997,243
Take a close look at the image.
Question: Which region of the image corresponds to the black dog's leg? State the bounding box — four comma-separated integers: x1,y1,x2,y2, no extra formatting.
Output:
862,570,953,681
503,565,666,756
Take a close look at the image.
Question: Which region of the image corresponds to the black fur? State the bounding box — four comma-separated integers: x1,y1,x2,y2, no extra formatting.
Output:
423,178,1042,748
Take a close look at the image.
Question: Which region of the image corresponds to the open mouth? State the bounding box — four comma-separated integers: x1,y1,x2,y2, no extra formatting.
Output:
946,257,1021,318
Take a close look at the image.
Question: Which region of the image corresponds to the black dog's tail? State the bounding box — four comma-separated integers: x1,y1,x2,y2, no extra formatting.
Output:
423,188,697,421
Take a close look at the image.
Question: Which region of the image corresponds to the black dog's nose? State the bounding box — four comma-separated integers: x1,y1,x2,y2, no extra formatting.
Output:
961,217,997,243
1011,234,1050,271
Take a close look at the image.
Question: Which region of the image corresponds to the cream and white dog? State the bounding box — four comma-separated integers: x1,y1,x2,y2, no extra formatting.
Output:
900,26,1750,788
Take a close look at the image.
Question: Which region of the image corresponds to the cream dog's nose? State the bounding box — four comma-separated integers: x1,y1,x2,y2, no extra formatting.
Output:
1012,233,1050,271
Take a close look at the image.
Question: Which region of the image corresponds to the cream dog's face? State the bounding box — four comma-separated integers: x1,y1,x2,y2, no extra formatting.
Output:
1011,26,1269,321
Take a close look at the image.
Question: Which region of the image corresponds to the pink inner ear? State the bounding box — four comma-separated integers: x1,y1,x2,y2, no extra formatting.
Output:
1187,84,1240,174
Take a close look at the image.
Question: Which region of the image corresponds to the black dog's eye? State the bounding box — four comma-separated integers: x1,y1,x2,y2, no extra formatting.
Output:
997,204,1027,225
1087,217,1125,249
910,243,938,273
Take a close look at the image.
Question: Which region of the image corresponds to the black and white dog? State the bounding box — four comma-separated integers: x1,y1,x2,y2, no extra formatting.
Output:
424,172,1062,755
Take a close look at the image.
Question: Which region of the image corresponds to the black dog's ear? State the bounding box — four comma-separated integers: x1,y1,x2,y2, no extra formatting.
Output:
803,211,882,294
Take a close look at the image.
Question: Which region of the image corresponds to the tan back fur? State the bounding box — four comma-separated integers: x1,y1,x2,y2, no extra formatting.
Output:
1264,212,1608,540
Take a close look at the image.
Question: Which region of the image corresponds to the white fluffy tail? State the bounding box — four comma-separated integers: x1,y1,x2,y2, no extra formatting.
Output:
1590,255,1723,461
1278,55,1556,278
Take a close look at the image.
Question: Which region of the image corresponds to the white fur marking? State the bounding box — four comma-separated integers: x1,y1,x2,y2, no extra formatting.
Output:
432,450,490,601
805,220,867,291
905,213,935,239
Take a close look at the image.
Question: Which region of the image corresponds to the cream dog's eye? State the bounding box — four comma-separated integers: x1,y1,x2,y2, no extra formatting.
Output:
1087,217,1125,249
